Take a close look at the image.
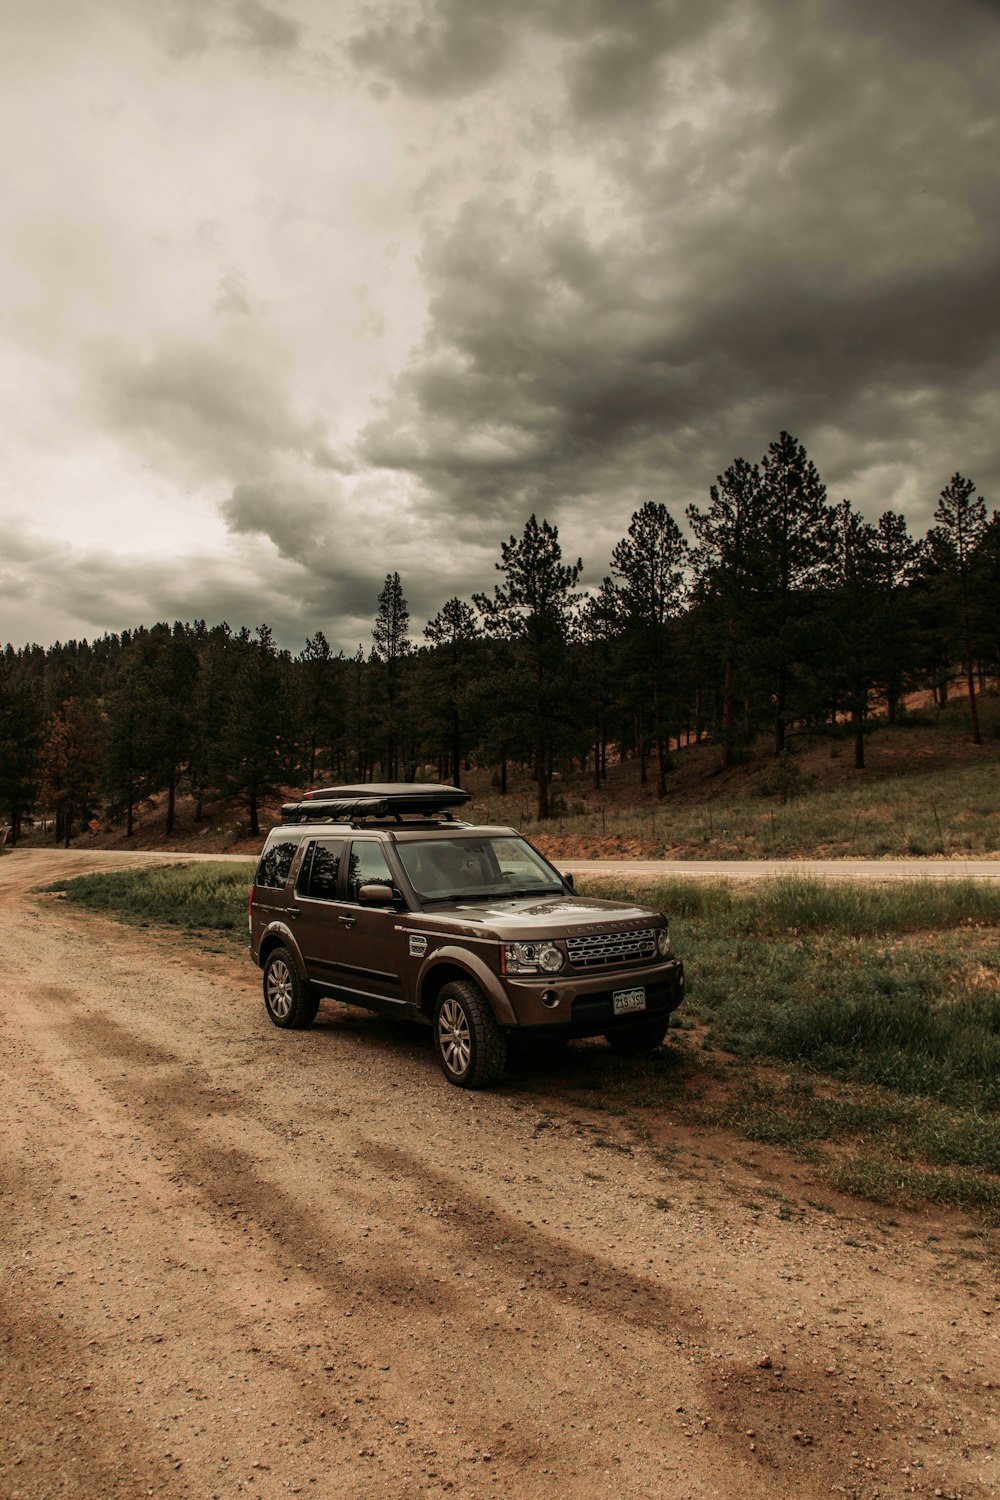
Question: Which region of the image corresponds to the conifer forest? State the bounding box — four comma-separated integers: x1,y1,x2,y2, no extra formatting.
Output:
1,436,998,843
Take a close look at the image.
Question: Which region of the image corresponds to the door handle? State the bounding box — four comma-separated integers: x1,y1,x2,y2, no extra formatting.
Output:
338,915,356,928
287,906,299,918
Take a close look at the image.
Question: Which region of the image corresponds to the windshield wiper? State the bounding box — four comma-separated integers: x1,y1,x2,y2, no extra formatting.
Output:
500,886,563,899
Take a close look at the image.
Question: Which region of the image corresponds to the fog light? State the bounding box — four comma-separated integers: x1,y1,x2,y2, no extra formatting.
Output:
541,989,560,1008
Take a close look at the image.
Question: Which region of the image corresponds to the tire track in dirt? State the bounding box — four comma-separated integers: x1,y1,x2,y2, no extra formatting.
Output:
2,849,999,1498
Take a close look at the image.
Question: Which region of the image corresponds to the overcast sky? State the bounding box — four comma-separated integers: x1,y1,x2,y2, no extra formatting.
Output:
2,0,998,654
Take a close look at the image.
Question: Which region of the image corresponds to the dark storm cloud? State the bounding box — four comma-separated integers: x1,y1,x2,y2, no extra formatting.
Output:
100,339,321,478
154,0,301,58
219,481,410,629
222,480,332,565
0,521,380,656
346,0,729,106
358,0,1000,539
347,0,519,98
560,0,731,122
234,0,301,50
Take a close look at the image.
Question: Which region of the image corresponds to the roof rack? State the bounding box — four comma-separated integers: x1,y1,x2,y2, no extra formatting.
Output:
279,783,472,825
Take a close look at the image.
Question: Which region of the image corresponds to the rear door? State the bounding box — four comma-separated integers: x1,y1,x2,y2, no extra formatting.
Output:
292,837,347,990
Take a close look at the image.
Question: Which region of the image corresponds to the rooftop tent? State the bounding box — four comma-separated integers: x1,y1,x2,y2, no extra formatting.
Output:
302,784,471,813
281,783,471,823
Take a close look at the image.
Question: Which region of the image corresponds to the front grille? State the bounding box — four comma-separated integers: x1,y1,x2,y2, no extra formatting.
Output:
566,927,657,968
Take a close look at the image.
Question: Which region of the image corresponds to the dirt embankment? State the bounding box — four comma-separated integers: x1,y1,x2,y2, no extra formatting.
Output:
2,849,998,1499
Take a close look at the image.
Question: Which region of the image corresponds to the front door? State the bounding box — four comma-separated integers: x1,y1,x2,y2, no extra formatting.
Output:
293,836,408,1012
333,839,409,1009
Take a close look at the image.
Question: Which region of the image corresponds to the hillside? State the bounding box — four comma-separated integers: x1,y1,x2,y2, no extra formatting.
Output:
21,694,999,862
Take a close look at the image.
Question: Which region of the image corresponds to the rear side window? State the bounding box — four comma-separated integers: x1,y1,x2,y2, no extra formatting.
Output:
256,839,299,890
299,839,346,900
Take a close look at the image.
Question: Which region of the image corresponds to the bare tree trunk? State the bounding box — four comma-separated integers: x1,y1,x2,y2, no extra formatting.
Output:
654,736,666,799
721,653,734,769
536,740,549,820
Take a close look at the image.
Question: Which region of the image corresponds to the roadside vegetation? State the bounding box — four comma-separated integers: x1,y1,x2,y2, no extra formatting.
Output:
568,873,1000,1216
41,861,255,938
39,862,1000,1218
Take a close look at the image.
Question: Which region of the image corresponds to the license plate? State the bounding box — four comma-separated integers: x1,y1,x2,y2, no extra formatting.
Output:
612,987,646,1016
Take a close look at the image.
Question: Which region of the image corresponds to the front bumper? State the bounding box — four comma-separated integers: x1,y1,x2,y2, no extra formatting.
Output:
500,958,684,1035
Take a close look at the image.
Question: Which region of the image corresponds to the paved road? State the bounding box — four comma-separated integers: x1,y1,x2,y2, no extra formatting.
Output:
5,847,999,882
561,856,1000,882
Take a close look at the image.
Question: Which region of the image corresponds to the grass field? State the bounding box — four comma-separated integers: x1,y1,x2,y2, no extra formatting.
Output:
41,862,1000,1217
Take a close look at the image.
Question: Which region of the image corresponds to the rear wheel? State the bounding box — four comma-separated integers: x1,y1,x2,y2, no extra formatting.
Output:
605,1014,670,1055
263,947,320,1030
433,980,507,1089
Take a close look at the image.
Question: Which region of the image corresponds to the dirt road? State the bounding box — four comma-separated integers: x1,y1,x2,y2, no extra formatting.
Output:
2,850,998,1500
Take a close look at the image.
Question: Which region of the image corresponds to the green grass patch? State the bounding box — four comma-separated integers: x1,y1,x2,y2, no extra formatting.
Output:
586,875,1000,1111
570,874,1000,1214
39,861,255,942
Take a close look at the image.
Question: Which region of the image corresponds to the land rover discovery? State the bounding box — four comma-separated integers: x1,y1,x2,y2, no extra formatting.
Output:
248,784,684,1089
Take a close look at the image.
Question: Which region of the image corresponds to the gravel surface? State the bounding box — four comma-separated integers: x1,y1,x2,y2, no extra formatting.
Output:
2,849,998,1499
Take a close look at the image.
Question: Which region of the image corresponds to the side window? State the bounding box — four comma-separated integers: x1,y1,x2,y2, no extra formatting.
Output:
347,841,395,902
256,839,299,890
299,839,346,900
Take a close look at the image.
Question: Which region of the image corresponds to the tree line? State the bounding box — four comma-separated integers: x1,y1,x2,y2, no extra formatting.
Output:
1,433,997,841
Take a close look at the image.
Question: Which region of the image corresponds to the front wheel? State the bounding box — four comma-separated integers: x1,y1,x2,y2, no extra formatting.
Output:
263,947,320,1030
433,980,507,1089
605,1014,670,1055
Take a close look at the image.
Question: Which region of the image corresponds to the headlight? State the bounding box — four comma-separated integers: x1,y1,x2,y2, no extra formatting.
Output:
502,940,565,975
656,926,672,957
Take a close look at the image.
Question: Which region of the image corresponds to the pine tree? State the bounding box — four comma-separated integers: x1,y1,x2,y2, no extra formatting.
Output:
221,626,290,837
689,435,833,758
929,473,989,744
41,698,102,845
475,515,582,819
577,581,623,790
869,511,920,725
298,631,342,786
423,598,479,787
611,502,689,796
687,456,761,767
372,573,411,779
103,642,155,836
0,657,44,841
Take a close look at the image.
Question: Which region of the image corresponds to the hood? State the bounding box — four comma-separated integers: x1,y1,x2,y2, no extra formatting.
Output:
415,894,658,934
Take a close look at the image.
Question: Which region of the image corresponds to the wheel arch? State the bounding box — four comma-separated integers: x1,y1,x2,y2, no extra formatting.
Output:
257,927,305,976
416,949,516,1027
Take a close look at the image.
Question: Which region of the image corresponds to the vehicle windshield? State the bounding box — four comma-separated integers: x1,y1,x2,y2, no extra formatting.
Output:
396,835,564,903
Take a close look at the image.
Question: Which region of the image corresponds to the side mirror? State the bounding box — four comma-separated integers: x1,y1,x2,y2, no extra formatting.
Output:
358,883,396,906
562,871,575,892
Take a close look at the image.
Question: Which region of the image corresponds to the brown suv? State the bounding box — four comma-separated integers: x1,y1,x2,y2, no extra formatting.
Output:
248,784,684,1088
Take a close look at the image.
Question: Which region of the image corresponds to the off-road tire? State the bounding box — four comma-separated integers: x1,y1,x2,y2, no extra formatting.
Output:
604,1014,670,1055
263,947,320,1030
433,980,507,1089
